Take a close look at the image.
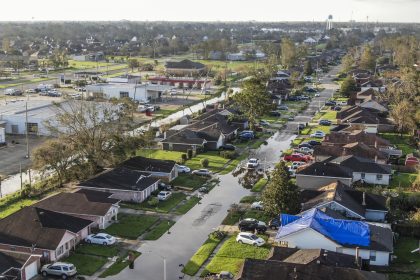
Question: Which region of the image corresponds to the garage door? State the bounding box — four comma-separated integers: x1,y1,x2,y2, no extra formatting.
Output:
24,261,38,280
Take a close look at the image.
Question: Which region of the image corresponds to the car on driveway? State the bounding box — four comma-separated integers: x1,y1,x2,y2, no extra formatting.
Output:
239,218,267,233
236,232,265,246
157,191,172,201
205,271,234,279
177,165,191,173
332,106,342,111
41,262,77,279
219,144,236,151
198,186,209,193
297,123,305,131
251,201,264,210
291,161,306,169
192,169,212,176
269,111,281,117
268,217,281,230
296,147,313,154
307,140,321,146
85,233,116,245
288,115,295,121
310,131,326,138
283,153,311,162
319,119,332,126
325,100,336,106
259,120,270,127
247,158,260,169
314,93,320,97
278,105,289,110
298,142,313,149
239,131,254,140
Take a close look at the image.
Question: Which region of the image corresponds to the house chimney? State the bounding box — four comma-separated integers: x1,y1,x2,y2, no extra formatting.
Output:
362,192,366,206
355,247,360,267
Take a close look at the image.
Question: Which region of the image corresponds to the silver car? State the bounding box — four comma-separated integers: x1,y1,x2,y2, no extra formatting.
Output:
41,262,77,279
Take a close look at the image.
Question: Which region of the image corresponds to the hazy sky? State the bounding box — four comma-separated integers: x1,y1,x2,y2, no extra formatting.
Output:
1,0,419,22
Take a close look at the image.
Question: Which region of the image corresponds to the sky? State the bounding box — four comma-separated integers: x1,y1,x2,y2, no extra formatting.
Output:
1,0,419,23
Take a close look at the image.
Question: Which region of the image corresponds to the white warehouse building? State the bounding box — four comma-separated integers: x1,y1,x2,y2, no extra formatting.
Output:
85,83,171,102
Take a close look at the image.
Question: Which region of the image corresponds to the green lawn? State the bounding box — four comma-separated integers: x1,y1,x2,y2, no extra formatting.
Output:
132,192,187,213
76,244,119,257
251,178,268,192
175,196,201,215
220,153,248,175
391,237,420,277
380,133,416,155
187,151,231,172
143,220,175,240
183,235,224,276
0,197,38,219
68,59,114,69
390,173,418,189
63,253,107,276
99,251,141,278
172,174,208,190
312,110,337,122
202,235,271,276
242,209,272,224
240,196,259,204
104,214,159,239
136,149,184,163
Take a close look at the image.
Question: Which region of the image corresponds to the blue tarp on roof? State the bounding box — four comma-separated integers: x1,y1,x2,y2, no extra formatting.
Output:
276,209,370,247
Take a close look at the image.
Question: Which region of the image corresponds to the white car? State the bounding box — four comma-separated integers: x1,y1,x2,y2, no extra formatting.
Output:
236,232,265,247
177,165,191,173
251,201,264,210
192,169,212,176
41,262,77,279
157,191,172,201
291,161,306,169
297,147,314,154
310,131,326,138
247,158,260,169
25,88,36,93
314,93,320,97
85,233,116,245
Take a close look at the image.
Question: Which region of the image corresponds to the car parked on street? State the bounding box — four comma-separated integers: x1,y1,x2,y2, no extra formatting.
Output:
157,191,172,201
85,233,116,245
41,262,77,279
247,158,260,169
192,169,212,176
283,153,311,162
310,131,326,138
177,165,191,173
319,119,332,126
236,232,265,246
238,218,267,233
251,201,263,210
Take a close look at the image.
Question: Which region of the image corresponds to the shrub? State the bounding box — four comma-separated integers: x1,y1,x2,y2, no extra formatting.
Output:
148,197,159,207
181,154,187,163
220,151,238,159
201,158,209,168
187,149,193,159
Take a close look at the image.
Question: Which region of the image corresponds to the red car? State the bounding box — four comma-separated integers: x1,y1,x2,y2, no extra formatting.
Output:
283,153,311,162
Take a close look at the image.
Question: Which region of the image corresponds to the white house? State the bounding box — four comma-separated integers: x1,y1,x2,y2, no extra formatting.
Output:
275,209,393,266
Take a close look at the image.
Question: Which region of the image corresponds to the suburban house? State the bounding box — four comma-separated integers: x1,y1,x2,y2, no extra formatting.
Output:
33,192,120,229
323,130,391,149
353,88,378,105
0,207,93,262
160,129,207,152
120,156,178,182
164,59,206,76
275,209,394,266
299,181,388,222
267,78,292,102
359,100,388,113
0,251,41,280
336,106,394,133
313,141,388,163
296,156,392,188
78,167,160,203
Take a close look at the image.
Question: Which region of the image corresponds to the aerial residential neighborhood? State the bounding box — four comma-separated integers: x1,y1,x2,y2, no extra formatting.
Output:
0,1,419,280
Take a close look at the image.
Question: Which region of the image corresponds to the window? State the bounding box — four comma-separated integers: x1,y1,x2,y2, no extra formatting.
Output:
26,123,39,134
168,143,173,150
56,245,64,256
370,250,376,261
361,173,366,179
119,91,129,98
65,242,69,250
376,174,383,181
279,241,288,247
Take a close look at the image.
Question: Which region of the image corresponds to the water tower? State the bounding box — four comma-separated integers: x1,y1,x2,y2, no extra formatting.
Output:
327,15,333,30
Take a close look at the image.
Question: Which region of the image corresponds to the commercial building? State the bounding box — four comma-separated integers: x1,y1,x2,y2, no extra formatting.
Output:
85,83,170,102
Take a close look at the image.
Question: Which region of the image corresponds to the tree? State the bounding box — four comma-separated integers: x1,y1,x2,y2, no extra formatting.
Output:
341,53,354,73
262,162,300,216
340,76,358,97
233,77,271,129
359,45,376,72
303,60,313,76
280,38,297,69
32,139,75,186
390,99,416,136
127,59,139,72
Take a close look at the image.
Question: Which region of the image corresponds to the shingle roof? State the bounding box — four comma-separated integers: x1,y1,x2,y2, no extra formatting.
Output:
0,252,24,273
329,156,392,174
323,131,390,147
296,161,353,178
313,142,388,161
161,129,206,145
34,192,114,217
0,207,93,250
121,156,176,174
165,59,205,70
75,189,120,204
79,167,159,192
236,259,388,280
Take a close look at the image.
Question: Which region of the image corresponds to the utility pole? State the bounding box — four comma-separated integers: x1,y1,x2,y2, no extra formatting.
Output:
0,176,2,198
20,163,23,190
25,98,29,159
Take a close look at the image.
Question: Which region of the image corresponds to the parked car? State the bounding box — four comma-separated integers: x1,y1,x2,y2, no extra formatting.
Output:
198,186,209,193
306,88,317,93
251,201,263,210
296,147,313,154
297,123,305,131
247,158,260,169
319,119,332,126
158,182,172,191
269,111,281,117
283,153,311,162
288,116,295,121
219,144,236,151
337,100,348,106
192,169,212,176
314,93,320,97
298,142,313,149
288,168,296,177
236,232,265,246
205,271,234,280
291,161,306,169
288,96,298,101
177,165,191,173
85,233,116,245
24,88,36,93
325,100,336,106
41,262,77,279
310,131,326,138
238,220,267,234
332,106,342,111
259,120,270,127
307,140,321,146
5,89,23,96
157,191,172,201
239,131,254,140
268,217,280,230
278,105,289,110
